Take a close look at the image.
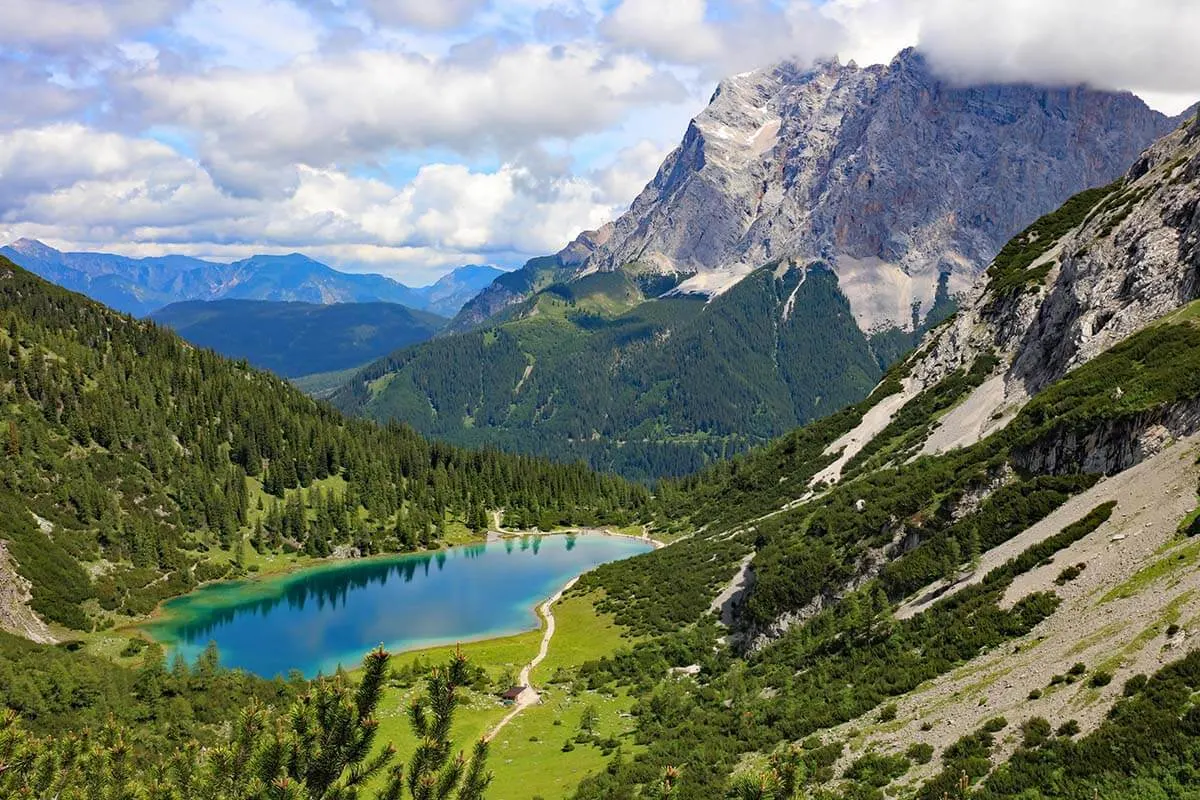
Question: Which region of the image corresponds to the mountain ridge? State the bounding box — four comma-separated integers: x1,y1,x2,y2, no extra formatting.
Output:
454,48,1182,334
337,49,1184,480
149,298,446,378
332,258,959,479
0,238,502,317
557,108,1200,799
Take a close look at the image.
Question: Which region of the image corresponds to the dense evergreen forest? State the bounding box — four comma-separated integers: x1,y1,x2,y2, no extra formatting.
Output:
0,256,649,632
150,298,446,378
333,262,956,481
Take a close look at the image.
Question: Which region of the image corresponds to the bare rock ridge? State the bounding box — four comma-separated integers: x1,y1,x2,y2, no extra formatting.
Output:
455,48,1179,333
907,109,1200,455
728,113,1200,659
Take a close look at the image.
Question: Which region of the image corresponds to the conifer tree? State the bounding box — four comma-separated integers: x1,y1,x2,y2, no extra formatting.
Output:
0,649,491,800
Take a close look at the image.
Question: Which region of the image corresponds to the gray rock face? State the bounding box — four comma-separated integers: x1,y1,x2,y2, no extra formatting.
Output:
460,48,1177,332
1012,401,1200,477
894,111,1200,482
911,112,1200,399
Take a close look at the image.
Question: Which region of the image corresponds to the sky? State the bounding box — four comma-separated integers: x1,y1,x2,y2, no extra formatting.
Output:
0,0,1198,286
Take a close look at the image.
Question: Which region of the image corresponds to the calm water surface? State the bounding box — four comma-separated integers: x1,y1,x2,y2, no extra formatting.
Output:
145,534,651,677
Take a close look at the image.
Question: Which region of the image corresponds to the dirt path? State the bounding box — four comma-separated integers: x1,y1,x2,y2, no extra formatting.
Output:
711,553,754,626
484,576,578,742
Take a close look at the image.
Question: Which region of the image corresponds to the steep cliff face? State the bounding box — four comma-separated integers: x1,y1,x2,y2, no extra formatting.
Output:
909,111,1200,416
1010,120,1200,391
706,114,1200,653
458,48,1177,332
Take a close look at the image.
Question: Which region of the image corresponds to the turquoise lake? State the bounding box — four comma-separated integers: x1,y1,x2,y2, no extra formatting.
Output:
144,534,651,678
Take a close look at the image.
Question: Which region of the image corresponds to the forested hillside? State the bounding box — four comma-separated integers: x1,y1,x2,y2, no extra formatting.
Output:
334,261,955,480
0,257,649,634
571,324,1200,797
1,639,492,800
150,299,445,378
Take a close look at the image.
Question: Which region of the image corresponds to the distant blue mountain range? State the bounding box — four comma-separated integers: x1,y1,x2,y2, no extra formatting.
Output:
0,238,503,317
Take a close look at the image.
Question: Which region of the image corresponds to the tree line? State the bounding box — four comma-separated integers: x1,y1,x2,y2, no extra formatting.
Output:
0,257,650,630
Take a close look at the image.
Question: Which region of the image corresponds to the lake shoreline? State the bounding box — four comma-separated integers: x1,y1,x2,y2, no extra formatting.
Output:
128,526,660,635
489,525,666,550
137,532,654,677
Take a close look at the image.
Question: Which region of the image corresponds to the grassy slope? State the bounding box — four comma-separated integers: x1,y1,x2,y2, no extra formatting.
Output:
291,364,369,398
361,590,645,800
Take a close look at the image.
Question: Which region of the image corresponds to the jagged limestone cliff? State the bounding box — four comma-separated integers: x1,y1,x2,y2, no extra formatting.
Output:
457,48,1178,333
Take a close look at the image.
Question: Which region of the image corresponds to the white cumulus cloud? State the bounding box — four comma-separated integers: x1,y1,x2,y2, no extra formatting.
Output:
365,0,489,30
0,124,655,282
601,0,845,76
3,0,1198,280
0,0,187,49
119,42,685,194
174,0,326,69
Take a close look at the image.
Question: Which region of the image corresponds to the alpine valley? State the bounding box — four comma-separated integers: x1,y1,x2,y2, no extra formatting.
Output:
331,50,1188,479
5,32,1200,800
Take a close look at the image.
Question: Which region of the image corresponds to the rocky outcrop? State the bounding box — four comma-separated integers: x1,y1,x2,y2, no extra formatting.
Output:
459,49,1178,332
741,116,1200,647
910,111,1200,401
1010,123,1200,392
0,541,57,644
1013,399,1200,476
451,227,613,329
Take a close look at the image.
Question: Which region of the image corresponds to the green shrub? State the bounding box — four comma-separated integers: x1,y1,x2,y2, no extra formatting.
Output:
844,751,911,787
1021,717,1052,748
1054,563,1087,585
1056,719,1080,737
1122,674,1149,696
119,638,147,657
906,743,934,765
981,716,1008,733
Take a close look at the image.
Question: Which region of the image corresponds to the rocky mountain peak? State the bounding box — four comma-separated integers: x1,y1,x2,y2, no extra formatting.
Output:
458,49,1179,333
6,238,62,260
